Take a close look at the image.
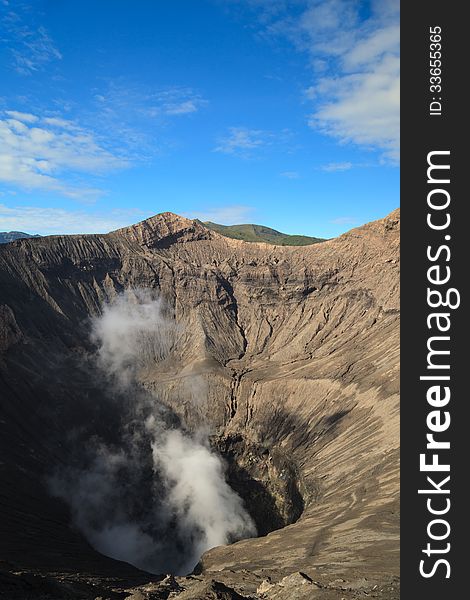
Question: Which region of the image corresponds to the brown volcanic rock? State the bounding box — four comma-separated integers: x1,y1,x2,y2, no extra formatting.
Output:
0,210,399,598
113,211,214,249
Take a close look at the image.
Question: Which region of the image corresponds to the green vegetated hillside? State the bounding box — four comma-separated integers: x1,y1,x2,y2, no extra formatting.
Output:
200,221,325,246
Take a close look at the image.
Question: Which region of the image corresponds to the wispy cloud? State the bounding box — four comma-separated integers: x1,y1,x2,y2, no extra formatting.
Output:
164,100,199,115
1,6,62,75
0,204,147,235
320,161,352,172
182,205,254,225
94,83,207,120
0,110,127,199
280,171,300,179
214,127,273,158
91,82,208,158
240,0,400,162
153,90,207,116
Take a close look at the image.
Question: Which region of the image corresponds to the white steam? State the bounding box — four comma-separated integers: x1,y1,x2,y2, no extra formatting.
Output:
50,289,255,575
91,289,176,386
149,420,256,571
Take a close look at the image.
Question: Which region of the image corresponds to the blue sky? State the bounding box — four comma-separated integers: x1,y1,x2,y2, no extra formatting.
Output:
0,0,399,238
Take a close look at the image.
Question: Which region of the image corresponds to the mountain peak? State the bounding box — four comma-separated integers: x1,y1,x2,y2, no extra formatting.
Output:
112,211,212,248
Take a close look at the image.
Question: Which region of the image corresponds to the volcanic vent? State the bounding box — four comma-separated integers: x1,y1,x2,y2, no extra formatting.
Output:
0,211,399,598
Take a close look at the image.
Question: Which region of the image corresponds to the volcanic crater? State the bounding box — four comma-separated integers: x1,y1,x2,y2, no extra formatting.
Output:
0,211,399,599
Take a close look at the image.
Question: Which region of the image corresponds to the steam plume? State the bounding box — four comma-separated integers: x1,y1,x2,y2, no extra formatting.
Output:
49,289,255,575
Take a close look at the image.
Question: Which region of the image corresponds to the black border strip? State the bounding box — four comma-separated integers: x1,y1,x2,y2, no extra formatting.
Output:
401,2,465,597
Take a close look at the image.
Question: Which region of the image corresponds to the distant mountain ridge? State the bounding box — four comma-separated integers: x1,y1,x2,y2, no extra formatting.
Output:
198,221,324,246
0,231,41,244
0,222,323,246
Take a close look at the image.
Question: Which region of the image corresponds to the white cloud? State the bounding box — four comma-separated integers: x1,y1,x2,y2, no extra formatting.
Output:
0,110,128,199
4,110,38,123
0,204,146,235
245,0,400,162
280,171,300,179
302,0,399,161
182,205,254,225
345,24,399,69
310,54,399,162
214,127,272,157
320,161,352,172
42,116,80,130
